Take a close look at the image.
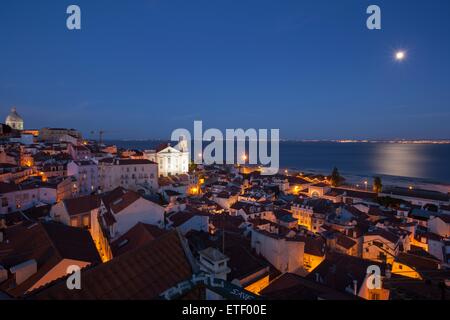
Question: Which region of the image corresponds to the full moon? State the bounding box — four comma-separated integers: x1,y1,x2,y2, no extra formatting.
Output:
395,51,406,61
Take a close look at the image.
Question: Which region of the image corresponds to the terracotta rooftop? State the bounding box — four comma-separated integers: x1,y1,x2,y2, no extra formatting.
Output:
116,159,157,166
261,273,360,300
29,230,193,300
101,187,142,225
168,210,209,228
110,222,168,257
305,252,385,294
63,194,100,216
0,221,101,297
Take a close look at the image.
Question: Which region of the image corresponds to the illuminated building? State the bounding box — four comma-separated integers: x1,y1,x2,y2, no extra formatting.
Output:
5,107,24,131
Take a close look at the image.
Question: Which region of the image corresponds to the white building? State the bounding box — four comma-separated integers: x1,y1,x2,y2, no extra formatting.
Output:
98,158,158,193
251,226,305,273
166,210,209,235
144,138,189,177
67,160,99,195
428,215,450,238
5,107,24,131
96,187,165,240
362,229,402,265
0,182,56,214
50,194,100,229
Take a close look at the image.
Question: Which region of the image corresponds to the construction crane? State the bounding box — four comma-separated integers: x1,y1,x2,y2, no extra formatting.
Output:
90,130,107,145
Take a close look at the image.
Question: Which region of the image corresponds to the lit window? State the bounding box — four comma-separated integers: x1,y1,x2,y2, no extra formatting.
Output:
70,217,78,227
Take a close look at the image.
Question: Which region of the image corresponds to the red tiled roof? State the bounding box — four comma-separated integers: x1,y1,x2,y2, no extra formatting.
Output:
210,214,245,233
0,221,101,297
305,252,385,294
110,222,168,257
366,228,400,243
155,143,170,153
335,232,357,250
102,187,141,214
0,182,19,194
30,231,193,300
63,194,100,216
168,210,209,228
116,159,157,166
261,273,359,300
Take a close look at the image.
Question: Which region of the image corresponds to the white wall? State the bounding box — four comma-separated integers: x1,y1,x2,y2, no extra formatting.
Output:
112,198,165,238
251,229,304,273
99,162,158,193
175,215,209,235
428,217,449,238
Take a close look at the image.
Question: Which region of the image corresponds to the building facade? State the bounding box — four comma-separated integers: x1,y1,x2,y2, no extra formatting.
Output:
144,138,189,177
98,158,158,193
5,107,24,131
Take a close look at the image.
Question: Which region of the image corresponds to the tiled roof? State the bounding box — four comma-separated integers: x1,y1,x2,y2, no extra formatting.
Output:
116,159,157,166
365,228,400,243
30,231,193,300
168,210,208,228
300,235,326,257
305,252,385,294
0,182,20,193
335,232,357,250
185,231,270,284
395,252,441,272
102,187,141,214
72,160,96,166
209,214,245,234
155,143,170,153
110,222,168,257
0,221,101,297
261,273,359,300
63,194,100,216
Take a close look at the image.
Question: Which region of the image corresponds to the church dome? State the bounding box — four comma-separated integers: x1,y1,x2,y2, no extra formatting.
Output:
5,107,24,130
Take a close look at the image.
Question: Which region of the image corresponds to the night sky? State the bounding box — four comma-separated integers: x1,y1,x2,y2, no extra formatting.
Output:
1,0,449,140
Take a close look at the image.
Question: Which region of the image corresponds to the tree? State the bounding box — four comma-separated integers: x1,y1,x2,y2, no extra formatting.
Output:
330,167,342,187
373,176,383,193
189,162,198,173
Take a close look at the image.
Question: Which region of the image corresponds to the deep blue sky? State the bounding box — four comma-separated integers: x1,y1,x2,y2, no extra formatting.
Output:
1,0,449,140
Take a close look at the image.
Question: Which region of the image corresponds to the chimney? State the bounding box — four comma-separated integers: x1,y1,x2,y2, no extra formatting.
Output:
353,280,358,296
10,259,37,286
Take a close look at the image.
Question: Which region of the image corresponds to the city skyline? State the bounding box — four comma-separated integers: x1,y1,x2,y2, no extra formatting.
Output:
1,0,450,140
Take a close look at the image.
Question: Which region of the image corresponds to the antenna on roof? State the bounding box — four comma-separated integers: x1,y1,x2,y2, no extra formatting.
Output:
222,213,225,255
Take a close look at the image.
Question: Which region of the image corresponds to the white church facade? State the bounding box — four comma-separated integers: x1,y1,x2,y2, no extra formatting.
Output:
144,138,190,177
5,107,24,130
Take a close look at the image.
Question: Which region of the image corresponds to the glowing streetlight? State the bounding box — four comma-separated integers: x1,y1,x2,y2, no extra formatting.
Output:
242,154,247,161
